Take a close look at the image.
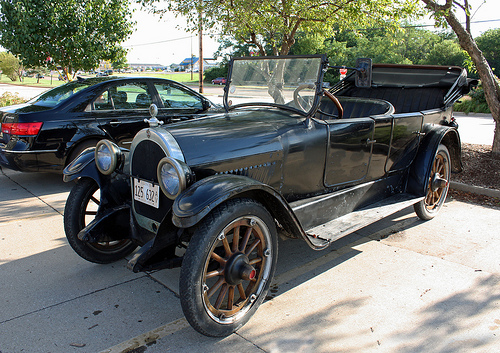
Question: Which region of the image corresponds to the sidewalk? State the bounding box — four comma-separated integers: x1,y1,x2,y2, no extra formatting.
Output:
454,112,495,146
0,168,498,352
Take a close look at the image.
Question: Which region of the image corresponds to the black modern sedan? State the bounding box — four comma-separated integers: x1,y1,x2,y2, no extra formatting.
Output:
0,76,216,173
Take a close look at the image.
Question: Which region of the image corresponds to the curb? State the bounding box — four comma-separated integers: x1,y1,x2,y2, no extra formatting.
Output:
450,181,500,198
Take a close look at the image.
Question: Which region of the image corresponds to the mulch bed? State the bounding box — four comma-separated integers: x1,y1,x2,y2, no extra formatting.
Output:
449,143,500,209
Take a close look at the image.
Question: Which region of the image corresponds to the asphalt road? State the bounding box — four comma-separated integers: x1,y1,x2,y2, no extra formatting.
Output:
0,165,499,352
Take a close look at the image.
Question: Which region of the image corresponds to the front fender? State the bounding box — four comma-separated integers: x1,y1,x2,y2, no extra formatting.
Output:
78,204,131,243
407,125,461,197
62,147,103,186
172,175,305,239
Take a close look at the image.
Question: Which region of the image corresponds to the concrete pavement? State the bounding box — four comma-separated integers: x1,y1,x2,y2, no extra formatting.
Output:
0,166,499,353
454,112,495,146
0,83,498,352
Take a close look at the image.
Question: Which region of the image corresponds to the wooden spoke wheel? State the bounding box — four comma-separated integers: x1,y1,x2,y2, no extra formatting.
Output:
414,144,451,220
180,198,278,337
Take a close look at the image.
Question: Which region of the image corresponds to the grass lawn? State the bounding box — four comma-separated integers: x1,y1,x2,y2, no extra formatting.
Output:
0,72,203,88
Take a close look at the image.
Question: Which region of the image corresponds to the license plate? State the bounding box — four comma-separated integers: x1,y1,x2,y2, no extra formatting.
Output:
133,178,159,208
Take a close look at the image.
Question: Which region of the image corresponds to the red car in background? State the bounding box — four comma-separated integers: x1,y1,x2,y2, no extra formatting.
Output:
211,77,227,85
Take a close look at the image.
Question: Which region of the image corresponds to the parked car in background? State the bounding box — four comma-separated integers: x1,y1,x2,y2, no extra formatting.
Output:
211,77,227,85
63,55,475,337
0,76,217,173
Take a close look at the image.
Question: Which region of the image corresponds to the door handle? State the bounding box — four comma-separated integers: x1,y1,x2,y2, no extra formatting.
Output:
109,120,121,126
413,131,425,137
365,138,377,145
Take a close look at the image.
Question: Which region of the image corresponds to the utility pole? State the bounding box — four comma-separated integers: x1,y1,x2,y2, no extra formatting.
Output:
198,0,203,93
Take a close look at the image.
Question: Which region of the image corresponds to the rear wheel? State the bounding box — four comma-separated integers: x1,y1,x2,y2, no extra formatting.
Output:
414,144,451,220
66,139,99,166
64,178,136,263
180,198,278,337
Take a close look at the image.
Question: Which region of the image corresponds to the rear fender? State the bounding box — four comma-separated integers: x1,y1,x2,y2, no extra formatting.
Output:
172,174,308,242
407,125,461,197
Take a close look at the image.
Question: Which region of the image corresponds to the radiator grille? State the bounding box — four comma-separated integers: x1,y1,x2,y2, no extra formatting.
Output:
131,140,173,222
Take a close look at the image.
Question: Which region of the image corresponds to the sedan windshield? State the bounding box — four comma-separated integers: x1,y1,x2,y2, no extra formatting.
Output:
226,56,324,114
28,81,91,107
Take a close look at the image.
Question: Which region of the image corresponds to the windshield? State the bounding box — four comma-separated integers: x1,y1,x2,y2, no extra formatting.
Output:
28,81,91,107
226,56,325,114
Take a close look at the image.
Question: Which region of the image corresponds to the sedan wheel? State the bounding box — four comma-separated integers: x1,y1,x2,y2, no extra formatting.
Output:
64,178,136,263
414,144,451,220
180,198,278,337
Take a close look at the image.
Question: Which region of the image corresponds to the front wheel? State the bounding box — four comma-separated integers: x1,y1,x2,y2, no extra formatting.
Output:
414,144,451,220
64,178,136,263
180,198,278,337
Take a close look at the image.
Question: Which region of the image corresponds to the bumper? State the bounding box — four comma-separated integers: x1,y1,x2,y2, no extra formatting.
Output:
0,144,61,172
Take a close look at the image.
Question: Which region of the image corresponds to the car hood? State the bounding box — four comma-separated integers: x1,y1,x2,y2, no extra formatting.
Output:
165,108,305,169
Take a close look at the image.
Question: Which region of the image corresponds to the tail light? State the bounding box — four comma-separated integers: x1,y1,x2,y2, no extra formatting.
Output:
1,122,43,136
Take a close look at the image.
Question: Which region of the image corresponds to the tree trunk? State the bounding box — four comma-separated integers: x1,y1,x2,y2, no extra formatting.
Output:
422,0,500,154
443,9,500,155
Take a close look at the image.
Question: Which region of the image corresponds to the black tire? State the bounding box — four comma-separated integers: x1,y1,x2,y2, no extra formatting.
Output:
64,178,136,263
180,198,278,337
414,144,451,220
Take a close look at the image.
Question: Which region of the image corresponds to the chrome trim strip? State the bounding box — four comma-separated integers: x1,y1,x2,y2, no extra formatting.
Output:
0,148,58,154
129,127,184,162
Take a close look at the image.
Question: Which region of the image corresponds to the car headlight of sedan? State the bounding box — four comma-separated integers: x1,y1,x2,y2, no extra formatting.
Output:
157,157,192,199
95,140,122,175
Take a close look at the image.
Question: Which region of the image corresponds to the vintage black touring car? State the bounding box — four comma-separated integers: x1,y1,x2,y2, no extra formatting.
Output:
63,55,474,337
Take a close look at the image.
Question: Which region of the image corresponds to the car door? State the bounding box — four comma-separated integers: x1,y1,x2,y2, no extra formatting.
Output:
92,81,155,149
324,118,375,187
153,82,207,122
385,112,424,173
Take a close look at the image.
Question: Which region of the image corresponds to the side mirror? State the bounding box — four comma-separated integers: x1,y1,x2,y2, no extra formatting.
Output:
355,58,372,88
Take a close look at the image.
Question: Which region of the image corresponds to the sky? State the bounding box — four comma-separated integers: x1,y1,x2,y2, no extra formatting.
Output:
123,5,221,66
124,0,500,67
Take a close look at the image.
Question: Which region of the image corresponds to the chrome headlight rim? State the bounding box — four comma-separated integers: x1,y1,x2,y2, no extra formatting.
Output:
95,139,122,175
157,157,191,200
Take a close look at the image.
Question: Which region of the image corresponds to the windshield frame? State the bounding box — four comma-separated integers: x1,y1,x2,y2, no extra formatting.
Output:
224,55,328,116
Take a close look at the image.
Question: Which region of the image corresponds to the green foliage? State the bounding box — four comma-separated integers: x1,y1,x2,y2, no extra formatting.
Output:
203,65,229,83
144,0,423,56
476,28,500,76
0,91,26,106
421,39,468,66
0,51,22,81
0,0,134,80
454,80,497,114
111,48,129,70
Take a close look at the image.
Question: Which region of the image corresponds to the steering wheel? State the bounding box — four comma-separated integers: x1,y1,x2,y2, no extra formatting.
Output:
293,84,315,111
294,84,344,119
322,90,344,119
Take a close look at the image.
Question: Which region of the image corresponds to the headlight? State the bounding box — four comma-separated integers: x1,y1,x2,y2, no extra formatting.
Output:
95,140,122,175
157,157,192,199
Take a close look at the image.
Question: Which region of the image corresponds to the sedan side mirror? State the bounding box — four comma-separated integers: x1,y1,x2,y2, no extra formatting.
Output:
355,58,372,88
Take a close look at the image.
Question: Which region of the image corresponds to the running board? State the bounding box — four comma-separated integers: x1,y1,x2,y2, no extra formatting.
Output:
306,193,423,248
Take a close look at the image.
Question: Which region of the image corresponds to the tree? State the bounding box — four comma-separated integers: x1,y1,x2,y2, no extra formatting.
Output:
143,0,422,56
0,51,22,81
476,28,500,76
422,39,468,66
111,48,129,71
422,0,500,155
0,0,134,80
